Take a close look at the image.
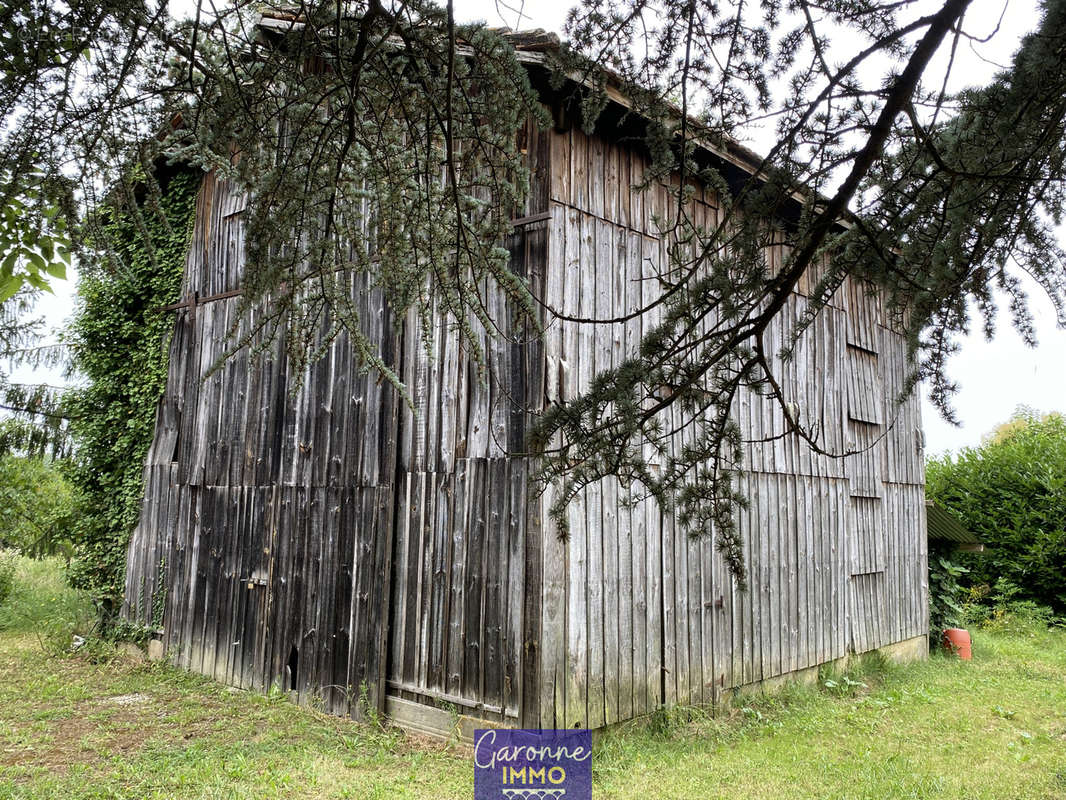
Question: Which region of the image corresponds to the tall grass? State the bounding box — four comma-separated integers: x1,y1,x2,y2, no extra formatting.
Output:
0,553,95,640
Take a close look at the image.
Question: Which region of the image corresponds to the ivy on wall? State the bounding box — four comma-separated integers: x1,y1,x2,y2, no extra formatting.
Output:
65,165,199,620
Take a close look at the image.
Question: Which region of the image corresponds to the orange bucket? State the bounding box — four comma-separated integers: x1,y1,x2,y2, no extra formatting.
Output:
943,628,972,660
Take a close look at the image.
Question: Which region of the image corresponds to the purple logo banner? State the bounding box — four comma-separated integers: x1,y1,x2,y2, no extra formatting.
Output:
474,728,592,800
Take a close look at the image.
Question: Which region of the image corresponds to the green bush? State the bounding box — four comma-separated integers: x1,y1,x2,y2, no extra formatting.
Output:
928,545,969,637
0,550,15,608
64,165,198,620
966,577,1063,635
0,553,97,650
0,454,75,557
927,410,1066,614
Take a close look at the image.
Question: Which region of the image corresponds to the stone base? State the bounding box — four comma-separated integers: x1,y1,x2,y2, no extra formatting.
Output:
873,633,928,665
117,641,146,662
384,695,500,745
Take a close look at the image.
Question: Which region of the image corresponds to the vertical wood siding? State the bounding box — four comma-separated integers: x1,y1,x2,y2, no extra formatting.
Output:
124,120,551,723
530,124,927,727
123,173,403,719
124,114,927,732
383,118,550,721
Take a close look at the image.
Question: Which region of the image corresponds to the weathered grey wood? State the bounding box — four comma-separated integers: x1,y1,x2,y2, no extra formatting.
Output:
642,489,662,711
661,496,678,705
565,485,588,728
508,461,528,722
390,476,411,688
846,346,883,425
402,473,425,687
572,124,588,213
846,278,882,354
585,478,606,729
538,480,566,728
446,460,469,697
124,115,930,736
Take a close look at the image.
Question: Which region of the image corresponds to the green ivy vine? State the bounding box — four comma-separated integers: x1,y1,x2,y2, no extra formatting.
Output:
65,164,199,620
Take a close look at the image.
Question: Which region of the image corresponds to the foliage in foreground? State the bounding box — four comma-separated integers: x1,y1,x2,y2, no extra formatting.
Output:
0,169,71,303
0,551,14,609
927,410,1066,614
0,555,95,641
5,0,1066,587
63,166,198,618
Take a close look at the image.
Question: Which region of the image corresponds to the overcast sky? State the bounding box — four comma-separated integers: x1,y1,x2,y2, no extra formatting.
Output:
18,0,1065,457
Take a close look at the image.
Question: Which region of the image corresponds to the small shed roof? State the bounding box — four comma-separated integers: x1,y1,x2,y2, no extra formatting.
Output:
925,500,981,545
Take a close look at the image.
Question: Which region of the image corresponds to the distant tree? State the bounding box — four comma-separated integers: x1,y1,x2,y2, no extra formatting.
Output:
0,291,69,460
984,406,1063,445
0,453,75,559
927,409,1066,613
0,292,73,564
5,0,1066,583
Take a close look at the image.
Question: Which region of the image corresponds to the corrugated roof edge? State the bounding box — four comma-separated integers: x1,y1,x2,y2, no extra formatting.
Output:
926,500,981,545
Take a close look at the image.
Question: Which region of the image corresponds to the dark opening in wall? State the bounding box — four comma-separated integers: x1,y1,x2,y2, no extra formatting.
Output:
287,645,299,691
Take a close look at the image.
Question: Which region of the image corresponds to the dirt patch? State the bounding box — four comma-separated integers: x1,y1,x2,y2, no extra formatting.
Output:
0,696,159,776
104,693,151,706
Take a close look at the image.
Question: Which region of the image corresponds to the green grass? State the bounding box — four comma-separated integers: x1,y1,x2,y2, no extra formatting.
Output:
0,555,98,642
1,555,1065,799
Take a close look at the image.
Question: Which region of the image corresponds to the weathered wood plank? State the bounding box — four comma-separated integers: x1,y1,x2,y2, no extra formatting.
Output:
565,486,588,728
446,461,470,697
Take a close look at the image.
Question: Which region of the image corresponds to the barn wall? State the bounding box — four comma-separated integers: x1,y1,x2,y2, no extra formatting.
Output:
841,285,928,655
123,118,553,724
533,123,927,728
123,172,409,718
124,112,927,733
382,118,550,723
535,125,677,727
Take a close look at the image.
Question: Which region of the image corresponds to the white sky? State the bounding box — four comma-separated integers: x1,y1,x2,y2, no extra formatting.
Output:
16,0,1065,456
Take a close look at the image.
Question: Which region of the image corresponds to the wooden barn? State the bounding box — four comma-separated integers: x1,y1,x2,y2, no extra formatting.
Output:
122,33,929,737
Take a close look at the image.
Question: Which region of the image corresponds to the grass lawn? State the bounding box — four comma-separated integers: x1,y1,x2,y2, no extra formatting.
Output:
1,556,1064,799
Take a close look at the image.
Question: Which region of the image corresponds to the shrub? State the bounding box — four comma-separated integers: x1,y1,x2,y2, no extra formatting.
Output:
0,553,97,643
926,410,1066,614
0,550,15,608
968,578,1063,635
928,546,969,637
0,454,75,557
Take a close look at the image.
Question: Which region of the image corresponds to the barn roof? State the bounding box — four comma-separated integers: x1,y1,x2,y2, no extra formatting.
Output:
253,10,800,200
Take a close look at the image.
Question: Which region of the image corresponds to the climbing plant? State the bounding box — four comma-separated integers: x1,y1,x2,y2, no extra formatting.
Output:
927,546,969,639
64,164,199,620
